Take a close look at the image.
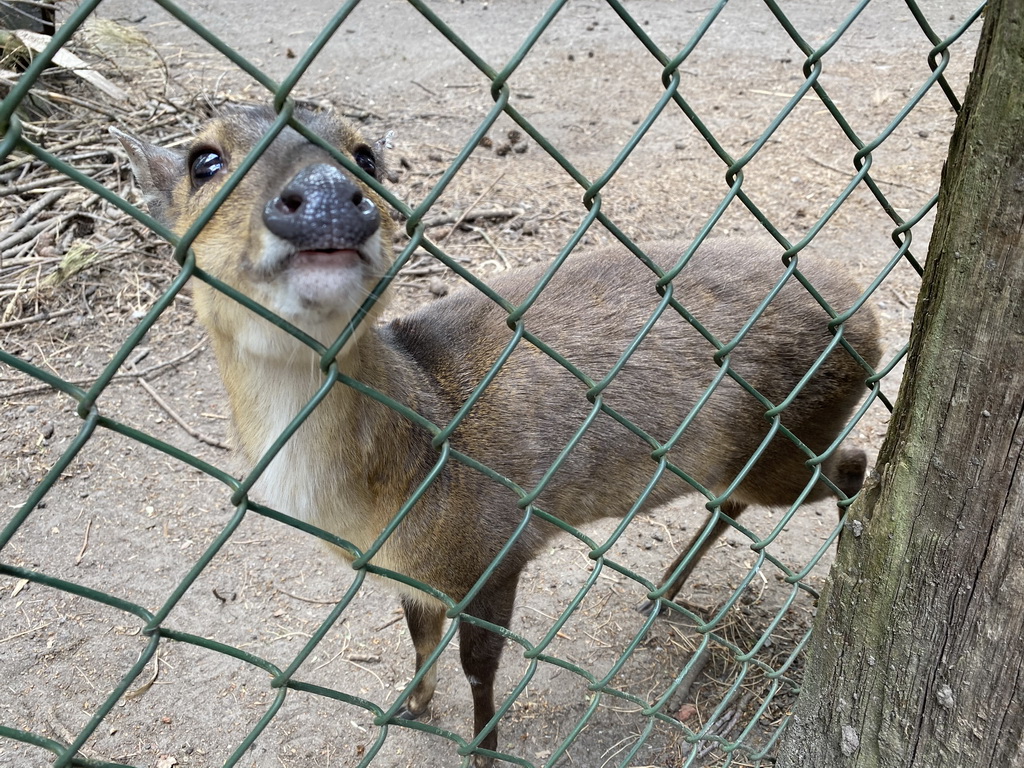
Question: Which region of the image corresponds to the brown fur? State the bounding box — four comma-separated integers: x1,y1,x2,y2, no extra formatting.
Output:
114,105,882,767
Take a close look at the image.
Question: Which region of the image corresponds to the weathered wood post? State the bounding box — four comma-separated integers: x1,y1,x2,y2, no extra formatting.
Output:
776,1,1024,765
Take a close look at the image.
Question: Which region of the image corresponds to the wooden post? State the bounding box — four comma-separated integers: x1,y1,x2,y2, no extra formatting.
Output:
776,0,1024,765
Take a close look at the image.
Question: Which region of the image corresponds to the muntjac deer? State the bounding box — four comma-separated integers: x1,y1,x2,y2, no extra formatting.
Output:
113,104,881,767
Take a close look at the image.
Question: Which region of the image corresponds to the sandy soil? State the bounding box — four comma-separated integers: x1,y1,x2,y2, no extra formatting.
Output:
0,1,983,767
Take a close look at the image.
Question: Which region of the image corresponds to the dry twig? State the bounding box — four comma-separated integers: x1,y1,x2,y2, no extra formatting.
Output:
75,518,92,565
135,376,229,450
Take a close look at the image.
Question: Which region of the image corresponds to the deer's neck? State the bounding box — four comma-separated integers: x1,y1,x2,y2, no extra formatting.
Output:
212,323,438,547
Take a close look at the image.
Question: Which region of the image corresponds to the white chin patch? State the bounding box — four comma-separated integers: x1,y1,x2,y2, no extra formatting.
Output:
249,230,383,347
286,249,365,307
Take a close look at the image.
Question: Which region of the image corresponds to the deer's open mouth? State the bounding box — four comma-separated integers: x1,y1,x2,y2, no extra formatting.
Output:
290,248,364,269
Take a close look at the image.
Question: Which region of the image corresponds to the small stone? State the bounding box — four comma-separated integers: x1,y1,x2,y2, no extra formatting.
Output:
428,278,449,297
675,703,698,722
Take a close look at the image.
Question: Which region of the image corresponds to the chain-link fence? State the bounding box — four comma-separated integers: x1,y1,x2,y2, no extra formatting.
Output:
0,1,985,767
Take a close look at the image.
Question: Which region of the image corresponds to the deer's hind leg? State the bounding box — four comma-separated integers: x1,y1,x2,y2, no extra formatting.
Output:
639,499,749,616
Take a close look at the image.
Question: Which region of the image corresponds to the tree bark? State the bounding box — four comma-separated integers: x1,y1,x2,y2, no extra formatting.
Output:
776,1,1024,766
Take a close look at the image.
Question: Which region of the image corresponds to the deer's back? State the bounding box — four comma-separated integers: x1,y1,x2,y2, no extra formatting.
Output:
380,239,879,560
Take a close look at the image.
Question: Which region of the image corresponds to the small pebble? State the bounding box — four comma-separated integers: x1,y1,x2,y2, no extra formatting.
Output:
429,278,449,297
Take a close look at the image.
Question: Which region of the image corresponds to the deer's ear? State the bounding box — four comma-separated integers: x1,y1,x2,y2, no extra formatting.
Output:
110,127,187,224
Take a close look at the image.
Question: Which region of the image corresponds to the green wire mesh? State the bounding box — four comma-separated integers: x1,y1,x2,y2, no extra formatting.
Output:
0,1,984,766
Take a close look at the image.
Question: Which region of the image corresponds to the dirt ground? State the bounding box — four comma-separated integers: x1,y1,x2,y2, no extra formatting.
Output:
0,1,983,767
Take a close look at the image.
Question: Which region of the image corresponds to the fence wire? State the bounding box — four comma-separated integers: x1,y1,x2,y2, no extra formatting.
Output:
0,1,984,767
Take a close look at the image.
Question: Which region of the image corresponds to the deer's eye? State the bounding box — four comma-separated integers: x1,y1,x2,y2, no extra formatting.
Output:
353,145,377,178
190,149,225,185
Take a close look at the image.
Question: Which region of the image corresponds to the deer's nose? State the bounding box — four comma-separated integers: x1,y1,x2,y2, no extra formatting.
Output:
263,164,379,249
